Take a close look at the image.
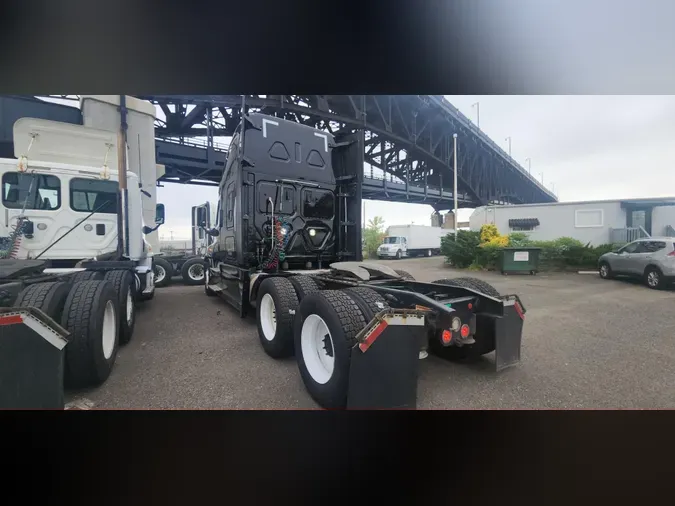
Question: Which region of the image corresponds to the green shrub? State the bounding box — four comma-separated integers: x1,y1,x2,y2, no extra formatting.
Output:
442,227,614,271
507,232,532,247
441,230,481,268
475,242,502,270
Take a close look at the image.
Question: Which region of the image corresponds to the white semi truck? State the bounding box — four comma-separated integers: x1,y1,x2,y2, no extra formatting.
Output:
0,96,165,407
153,202,217,287
377,224,450,259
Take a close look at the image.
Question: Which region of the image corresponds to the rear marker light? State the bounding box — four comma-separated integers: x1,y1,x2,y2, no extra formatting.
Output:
441,330,452,344
467,303,473,310
460,324,470,338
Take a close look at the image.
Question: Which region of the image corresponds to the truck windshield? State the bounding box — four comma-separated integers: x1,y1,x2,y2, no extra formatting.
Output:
70,178,119,214
383,237,400,244
2,171,61,210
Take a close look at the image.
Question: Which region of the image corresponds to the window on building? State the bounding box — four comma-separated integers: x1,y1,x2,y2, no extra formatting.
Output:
575,209,604,228
2,172,61,210
508,218,540,231
70,178,119,214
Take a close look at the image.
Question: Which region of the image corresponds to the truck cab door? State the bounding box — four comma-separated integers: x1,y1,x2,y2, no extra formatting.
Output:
401,237,408,255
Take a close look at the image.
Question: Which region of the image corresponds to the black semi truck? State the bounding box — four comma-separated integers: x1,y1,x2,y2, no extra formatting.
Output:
204,111,527,409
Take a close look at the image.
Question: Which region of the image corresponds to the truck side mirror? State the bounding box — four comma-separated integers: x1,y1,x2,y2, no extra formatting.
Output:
155,203,166,225
207,228,220,237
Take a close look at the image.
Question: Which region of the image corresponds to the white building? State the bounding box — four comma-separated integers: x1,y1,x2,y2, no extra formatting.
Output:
469,197,675,245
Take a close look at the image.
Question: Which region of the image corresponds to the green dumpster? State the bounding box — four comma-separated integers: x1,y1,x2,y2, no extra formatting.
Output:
498,247,542,275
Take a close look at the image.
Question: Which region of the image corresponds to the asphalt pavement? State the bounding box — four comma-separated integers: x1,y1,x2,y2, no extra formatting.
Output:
67,258,675,409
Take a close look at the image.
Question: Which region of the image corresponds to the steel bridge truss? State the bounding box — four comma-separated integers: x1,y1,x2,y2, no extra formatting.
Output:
40,95,557,209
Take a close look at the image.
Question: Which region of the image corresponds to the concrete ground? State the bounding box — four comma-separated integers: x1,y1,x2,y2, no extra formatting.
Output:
67,258,675,409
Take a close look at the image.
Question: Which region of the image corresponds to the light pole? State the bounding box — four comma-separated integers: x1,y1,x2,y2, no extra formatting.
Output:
551,182,556,195
472,102,480,129
525,157,531,175
540,172,544,185
505,136,512,157
453,133,458,240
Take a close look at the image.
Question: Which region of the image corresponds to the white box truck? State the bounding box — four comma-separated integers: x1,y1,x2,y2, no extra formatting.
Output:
377,224,450,259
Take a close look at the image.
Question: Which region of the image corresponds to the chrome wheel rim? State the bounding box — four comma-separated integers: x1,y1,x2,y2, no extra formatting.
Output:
188,263,205,281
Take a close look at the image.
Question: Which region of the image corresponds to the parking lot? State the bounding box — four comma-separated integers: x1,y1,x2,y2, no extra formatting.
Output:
67,258,675,409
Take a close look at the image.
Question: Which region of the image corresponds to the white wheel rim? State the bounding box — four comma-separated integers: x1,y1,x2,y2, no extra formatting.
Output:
301,314,335,385
126,287,134,325
648,271,659,287
102,300,117,360
260,294,277,341
188,263,204,281
155,265,166,283
428,250,432,256
600,265,608,277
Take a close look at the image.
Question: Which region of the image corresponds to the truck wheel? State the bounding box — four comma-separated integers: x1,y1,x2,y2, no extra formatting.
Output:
256,277,300,358
294,290,367,409
433,277,500,297
395,250,402,260
71,270,104,283
427,249,433,257
181,257,206,286
394,269,415,281
61,280,119,388
103,270,136,345
343,286,390,320
289,275,321,301
153,257,173,287
13,282,71,322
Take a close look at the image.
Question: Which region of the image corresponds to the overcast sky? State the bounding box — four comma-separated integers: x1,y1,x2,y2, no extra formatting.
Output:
155,95,675,239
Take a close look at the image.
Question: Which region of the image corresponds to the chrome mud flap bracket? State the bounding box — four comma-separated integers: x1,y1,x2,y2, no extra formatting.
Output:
347,311,426,410
494,296,526,372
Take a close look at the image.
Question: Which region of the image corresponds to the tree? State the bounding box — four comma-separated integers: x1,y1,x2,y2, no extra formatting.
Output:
362,216,386,258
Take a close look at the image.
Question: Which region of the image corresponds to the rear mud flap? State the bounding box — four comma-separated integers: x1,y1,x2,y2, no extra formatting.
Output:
494,298,525,372
0,308,69,409
347,312,425,409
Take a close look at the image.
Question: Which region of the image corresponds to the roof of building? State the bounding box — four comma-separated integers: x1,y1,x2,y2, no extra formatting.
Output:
479,196,675,210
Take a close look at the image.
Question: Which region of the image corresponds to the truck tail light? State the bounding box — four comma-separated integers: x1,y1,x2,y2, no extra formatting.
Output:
667,249,675,257
441,330,452,344
460,324,470,338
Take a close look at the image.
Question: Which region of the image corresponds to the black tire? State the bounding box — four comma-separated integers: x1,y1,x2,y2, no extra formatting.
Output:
181,257,206,286
70,270,104,283
103,270,136,345
644,266,666,290
153,257,173,287
61,280,119,388
343,286,390,320
289,275,321,301
598,261,614,280
294,290,367,409
256,277,300,358
432,277,500,297
13,282,71,322
395,249,402,260
394,269,415,281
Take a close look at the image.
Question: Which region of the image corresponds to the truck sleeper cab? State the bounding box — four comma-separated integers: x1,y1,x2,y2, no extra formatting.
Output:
204,112,526,410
